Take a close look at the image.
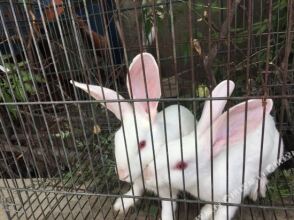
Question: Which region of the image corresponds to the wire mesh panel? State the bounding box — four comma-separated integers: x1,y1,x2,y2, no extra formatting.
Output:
0,0,293,219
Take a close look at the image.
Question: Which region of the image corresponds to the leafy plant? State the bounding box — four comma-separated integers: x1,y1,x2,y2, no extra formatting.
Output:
233,0,289,70
0,55,44,117
142,0,166,46
191,0,289,96
267,169,294,201
53,130,70,139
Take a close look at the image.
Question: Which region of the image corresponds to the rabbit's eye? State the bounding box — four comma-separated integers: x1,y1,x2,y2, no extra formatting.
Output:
139,140,146,150
175,161,188,170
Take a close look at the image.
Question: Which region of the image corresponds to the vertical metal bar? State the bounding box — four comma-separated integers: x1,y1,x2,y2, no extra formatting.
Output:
36,1,94,218
0,6,42,180
225,1,232,219
261,2,277,219
112,1,145,217
3,2,66,217
38,0,94,218
11,0,74,191
0,9,50,220
240,0,252,219
98,0,146,217
188,0,201,217
0,81,31,220
22,0,79,216
275,0,294,219
115,0,149,194
0,117,28,219
56,0,94,217
167,0,186,218
133,0,161,212
152,0,176,218
65,0,111,218
205,0,215,218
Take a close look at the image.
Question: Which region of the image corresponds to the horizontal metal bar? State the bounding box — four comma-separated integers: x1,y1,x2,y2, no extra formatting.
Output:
0,95,293,106
1,186,293,211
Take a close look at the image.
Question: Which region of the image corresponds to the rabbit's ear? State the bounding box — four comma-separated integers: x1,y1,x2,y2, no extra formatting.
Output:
126,53,161,121
197,80,235,134
210,99,273,157
70,80,131,121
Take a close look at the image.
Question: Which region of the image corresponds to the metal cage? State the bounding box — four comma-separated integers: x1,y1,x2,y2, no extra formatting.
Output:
0,0,293,219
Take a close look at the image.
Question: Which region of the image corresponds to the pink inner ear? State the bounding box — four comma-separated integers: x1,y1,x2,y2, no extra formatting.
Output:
70,80,131,120
197,80,235,135
127,53,161,121
211,99,273,156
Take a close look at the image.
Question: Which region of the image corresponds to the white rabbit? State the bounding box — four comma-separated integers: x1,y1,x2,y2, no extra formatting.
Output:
140,80,236,220
143,98,284,220
70,53,195,214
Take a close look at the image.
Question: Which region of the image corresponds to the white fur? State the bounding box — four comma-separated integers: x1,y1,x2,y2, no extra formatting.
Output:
144,98,284,220
71,53,195,218
128,80,236,220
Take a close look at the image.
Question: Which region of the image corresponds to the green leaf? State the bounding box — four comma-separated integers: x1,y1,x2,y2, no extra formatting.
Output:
24,82,34,93
181,42,190,65
14,87,26,101
34,75,44,82
196,84,209,97
17,61,26,67
1,92,17,118
7,106,17,118
1,90,12,102
22,72,32,82
0,79,9,89
149,205,158,218
196,31,203,39
256,20,268,35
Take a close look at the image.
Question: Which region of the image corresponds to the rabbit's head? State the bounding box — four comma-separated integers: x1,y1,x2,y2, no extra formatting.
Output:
71,53,162,182
143,97,273,191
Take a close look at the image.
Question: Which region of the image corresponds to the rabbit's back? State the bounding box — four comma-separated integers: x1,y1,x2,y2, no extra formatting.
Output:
191,115,283,202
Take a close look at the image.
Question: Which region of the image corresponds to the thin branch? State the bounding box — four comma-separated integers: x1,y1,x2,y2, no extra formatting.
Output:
279,0,294,131
203,0,242,87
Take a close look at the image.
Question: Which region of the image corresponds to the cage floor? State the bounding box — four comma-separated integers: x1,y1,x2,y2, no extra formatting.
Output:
1,178,294,220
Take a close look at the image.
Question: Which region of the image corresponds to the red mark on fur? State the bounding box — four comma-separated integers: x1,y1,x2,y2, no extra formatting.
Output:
139,140,146,150
175,161,188,170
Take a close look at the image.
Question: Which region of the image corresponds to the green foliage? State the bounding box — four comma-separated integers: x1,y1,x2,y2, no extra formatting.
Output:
0,55,44,118
193,1,226,21
195,84,209,97
148,204,159,218
61,129,116,188
53,130,71,139
267,169,294,201
191,0,289,96
233,0,288,66
100,131,115,150
142,1,165,46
